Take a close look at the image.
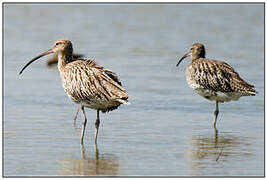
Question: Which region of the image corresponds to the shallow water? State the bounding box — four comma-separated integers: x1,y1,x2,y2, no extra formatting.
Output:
3,3,264,176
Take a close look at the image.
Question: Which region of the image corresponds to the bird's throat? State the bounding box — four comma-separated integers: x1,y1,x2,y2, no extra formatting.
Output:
57,52,73,71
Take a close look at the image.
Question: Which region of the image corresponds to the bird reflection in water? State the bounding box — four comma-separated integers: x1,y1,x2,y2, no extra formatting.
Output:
59,145,120,176
187,130,252,171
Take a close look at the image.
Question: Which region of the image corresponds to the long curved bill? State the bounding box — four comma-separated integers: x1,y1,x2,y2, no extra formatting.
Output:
19,49,54,75
176,52,191,67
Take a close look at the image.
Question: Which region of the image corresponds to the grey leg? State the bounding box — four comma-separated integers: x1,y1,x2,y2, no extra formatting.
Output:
80,144,86,159
94,143,99,160
80,105,87,144
94,110,100,145
213,101,219,128
73,106,80,126
214,127,218,146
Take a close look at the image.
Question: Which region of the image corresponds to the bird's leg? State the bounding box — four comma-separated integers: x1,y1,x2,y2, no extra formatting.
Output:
214,127,218,146
80,105,87,144
213,101,219,128
80,144,86,160
94,110,100,145
73,106,80,126
94,143,99,160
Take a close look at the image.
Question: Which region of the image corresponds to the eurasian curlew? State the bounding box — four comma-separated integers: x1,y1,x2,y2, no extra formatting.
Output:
176,43,256,129
20,39,130,145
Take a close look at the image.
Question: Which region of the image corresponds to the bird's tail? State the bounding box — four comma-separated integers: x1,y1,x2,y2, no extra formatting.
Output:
117,93,130,105
248,90,257,96
245,83,257,96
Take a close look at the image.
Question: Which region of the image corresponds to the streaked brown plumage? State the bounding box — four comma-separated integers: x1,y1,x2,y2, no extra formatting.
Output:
177,43,256,129
71,59,125,125
46,53,84,66
19,39,129,145
46,53,86,125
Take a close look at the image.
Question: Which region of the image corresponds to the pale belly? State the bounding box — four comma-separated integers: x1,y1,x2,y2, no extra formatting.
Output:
63,88,121,111
192,88,242,102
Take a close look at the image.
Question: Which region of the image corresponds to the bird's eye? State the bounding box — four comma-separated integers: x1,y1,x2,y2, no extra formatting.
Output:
56,42,59,46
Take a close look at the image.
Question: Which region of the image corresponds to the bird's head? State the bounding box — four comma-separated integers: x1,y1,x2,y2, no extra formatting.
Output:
176,43,206,67
52,39,73,55
19,39,73,75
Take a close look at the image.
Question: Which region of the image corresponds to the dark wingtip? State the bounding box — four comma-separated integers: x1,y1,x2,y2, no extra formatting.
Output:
249,89,257,96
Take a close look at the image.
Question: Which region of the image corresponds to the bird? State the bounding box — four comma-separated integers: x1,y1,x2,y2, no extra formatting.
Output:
46,53,85,126
46,52,86,126
19,39,130,145
46,53,85,67
176,43,256,129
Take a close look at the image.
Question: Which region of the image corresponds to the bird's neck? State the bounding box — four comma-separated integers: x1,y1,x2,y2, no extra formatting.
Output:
191,55,205,62
191,51,206,61
57,52,73,71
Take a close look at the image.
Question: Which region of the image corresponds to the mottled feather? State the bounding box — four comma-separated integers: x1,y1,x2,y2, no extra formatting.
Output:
19,39,129,144
178,43,256,128
60,59,129,112
183,43,256,102
188,58,256,95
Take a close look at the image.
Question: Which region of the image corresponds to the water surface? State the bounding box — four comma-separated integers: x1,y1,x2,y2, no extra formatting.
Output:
3,3,264,176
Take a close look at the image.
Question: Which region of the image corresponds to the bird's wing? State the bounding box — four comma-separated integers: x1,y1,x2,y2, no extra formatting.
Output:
219,61,256,94
63,59,129,103
191,59,255,94
102,69,122,86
